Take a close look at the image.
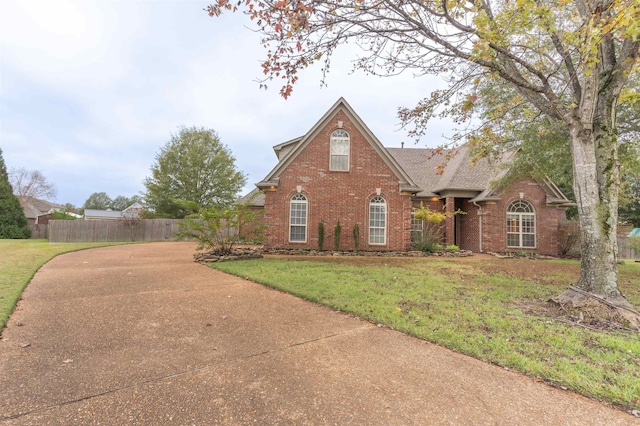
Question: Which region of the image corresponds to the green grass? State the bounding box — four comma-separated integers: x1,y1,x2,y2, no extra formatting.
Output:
0,239,126,330
212,256,640,411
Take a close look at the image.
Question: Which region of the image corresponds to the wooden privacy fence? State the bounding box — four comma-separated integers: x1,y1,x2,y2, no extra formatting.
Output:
29,224,49,239
618,236,639,260
48,219,215,243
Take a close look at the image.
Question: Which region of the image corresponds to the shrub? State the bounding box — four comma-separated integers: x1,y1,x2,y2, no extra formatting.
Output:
334,220,341,251
446,244,460,252
411,220,443,253
318,221,325,251
353,223,360,252
175,198,263,255
558,221,581,257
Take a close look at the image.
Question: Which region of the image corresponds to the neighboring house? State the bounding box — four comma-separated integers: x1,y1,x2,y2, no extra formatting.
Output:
18,197,65,225
84,202,143,220
248,97,573,255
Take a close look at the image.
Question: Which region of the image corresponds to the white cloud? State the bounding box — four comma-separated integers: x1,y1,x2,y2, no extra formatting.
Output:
0,0,455,206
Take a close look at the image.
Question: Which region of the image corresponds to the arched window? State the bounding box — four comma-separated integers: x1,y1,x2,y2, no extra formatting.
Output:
330,129,350,171
506,200,535,248
369,196,386,245
289,193,308,242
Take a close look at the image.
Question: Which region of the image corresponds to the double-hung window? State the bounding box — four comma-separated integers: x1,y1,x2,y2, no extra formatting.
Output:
330,129,350,171
289,194,308,242
506,200,535,248
369,196,386,245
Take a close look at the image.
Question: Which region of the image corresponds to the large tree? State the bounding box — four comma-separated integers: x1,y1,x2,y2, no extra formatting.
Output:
0,149,31,239
143,126,246,218
208,0,640,326
83,192,113,210
9,167,57,200
469,74,640,224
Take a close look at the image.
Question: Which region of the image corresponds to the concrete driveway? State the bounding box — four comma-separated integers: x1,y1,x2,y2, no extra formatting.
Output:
0,242,634,425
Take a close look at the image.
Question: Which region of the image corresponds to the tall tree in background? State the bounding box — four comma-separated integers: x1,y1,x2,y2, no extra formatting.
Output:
0,149,31,239
83,192,113,210
208,0,640,325
111,195,142,211
82,193,142,211
9,167,56,200
143,126,246,218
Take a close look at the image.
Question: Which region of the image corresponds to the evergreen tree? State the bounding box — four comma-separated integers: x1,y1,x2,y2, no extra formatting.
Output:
0,148,31,239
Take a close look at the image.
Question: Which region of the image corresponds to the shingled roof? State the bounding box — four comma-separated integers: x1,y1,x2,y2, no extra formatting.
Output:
386,146,502,198
244,98,572,207
18,197,64,220
238,188,265,207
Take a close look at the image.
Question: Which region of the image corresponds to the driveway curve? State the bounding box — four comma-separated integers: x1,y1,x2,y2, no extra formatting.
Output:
0,242,634,425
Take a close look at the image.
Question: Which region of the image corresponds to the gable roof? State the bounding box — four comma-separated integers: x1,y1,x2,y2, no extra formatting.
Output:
84,209,124,219
386,147,497,198
19,197,64,219
238,188,265,207
123,202,143,211
84,203,143,220
256,97,421,193
388,146,572,206
252,98,572,208
272,137,303,161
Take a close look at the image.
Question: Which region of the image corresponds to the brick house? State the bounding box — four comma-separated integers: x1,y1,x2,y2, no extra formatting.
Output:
247,98,572,255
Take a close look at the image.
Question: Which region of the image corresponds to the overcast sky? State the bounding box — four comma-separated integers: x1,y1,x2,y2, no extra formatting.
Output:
1,0,453,207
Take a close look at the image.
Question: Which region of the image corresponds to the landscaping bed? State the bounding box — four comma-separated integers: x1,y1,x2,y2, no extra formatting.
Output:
263,248,473,257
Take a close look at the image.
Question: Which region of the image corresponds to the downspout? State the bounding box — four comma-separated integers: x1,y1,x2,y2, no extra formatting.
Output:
473,201,483,253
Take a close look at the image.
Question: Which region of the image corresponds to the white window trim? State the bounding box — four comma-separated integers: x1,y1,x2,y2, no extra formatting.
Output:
506,200,536,249
369,196,387,245
289,193,308,243
330,129,350,172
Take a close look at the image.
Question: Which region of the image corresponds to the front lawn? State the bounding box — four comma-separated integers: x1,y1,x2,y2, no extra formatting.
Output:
0,239,126,330
212,256,640,411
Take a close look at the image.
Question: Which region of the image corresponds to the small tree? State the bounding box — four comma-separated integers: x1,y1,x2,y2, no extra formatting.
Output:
413,203,465,253
0,148,31,239
176,199,263,255
353,223,360,252
334,220,341,251
120,213,144,242
317,220,325,251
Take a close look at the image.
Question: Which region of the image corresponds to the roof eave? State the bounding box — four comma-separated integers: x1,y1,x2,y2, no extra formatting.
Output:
256,179,279,189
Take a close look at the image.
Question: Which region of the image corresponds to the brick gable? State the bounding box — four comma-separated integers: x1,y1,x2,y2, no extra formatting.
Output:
263,109,413,250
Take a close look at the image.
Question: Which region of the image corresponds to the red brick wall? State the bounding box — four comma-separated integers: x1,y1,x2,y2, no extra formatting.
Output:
238,207,264,242
457,200,480,252
263,110,413,251
480,179,567,255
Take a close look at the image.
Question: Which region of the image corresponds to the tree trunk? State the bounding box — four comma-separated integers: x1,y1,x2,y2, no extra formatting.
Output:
553,102,640,329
